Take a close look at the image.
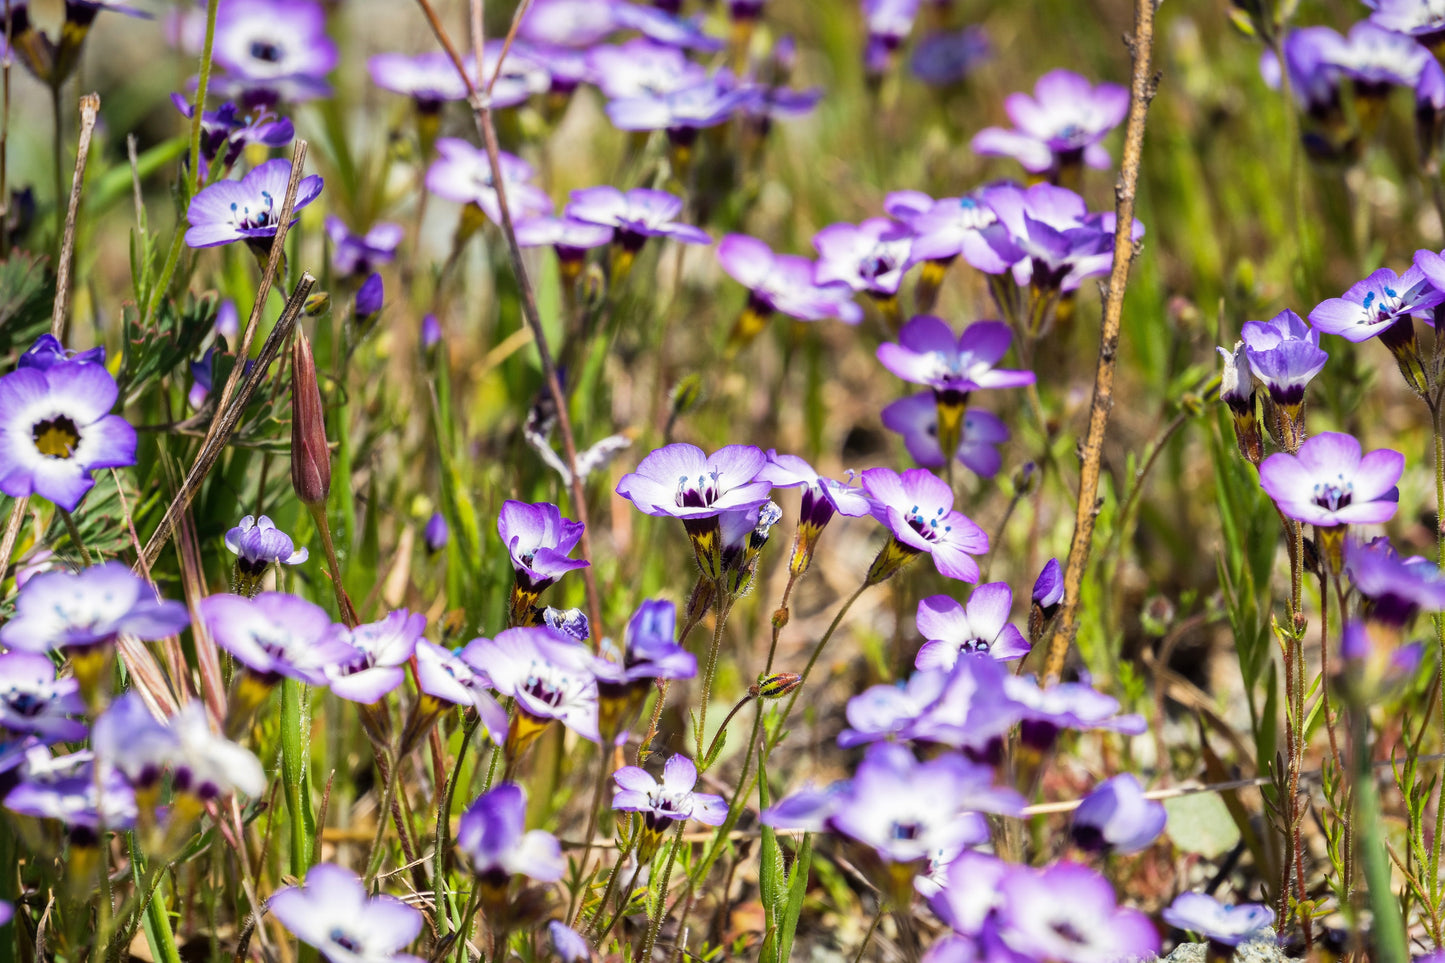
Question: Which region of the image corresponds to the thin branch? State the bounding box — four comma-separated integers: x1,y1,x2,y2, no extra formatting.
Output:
1042,0,1159,681
51,92,98,344
413,0,602,642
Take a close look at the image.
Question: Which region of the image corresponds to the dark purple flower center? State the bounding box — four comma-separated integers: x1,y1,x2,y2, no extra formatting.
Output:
250,40,284,63
32,415,80,459
676,470,724,509
958,637,990,654
230,191,278,232
4,689,45,717
904,504,952,542
1052,920,1088,945
1311,475,1354,513
862,251,897,282
329,929,363,953
889,820,922,841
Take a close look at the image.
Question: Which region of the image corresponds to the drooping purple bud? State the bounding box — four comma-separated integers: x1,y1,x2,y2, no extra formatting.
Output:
355,272,384,322
424,512,449,554
421,313,443,350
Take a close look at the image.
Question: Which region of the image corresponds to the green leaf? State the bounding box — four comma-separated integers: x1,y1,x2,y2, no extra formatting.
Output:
777,832,812,963
1164,791,1242,858
0,250,54,356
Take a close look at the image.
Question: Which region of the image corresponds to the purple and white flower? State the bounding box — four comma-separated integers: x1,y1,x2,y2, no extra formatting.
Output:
498,500,589,593
910,27,990,87
877,317,1035,396
1070,773,1167,855
813,219,914,298
977,182,1128,295
862,467,989,583
606,74,757,138
0,562,189,656
425,139,553,226
880,392,1010,478
5,749,137,843
0,652,86,744
616,443,772,520
887,191,1012,273
169,94,294,177
462,627,601,744
915,584,1030,670
199,592,354,687
716,234,863,324
1346,537,1445,628
565,187,710,251
269,863,424,963
759,451,873,574
514,216,615,271
407,640,509,747
1258,431,1403,528
325,217,404,278
1308,262,1445,343
1162,892,1274,947
972,69,1129,175
994,862,1160,961
225,514,308,596
184,158,324,248
210,0,337,105
326,610,425,704
1004,675,1147,751
368,50,472,109
0,355,136,511
838,669,948,748
613,754,727,837
1238,309,1328,408
586,39,706,99
455,782,565,884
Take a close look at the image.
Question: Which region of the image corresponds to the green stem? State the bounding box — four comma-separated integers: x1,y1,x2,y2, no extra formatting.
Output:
1431,397,1445,895
638,823,686,963
565,749,612,924
850,902,887,963
435,715,480,942
695,593,735,757
186,0,220,194
50,81,62,245
772,582,870,748
59,507,92,566
280,677,314,880
593,853,643,947
364,752,399,887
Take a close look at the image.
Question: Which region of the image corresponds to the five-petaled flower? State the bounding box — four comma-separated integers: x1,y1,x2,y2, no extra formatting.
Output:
184,158,323,249
861,467,990,584
269,863,424,963
914,584,1031,671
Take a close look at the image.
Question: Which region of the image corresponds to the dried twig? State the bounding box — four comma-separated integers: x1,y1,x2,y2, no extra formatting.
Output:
51,92,98,344
1043,0,1159,681
413,0,603,643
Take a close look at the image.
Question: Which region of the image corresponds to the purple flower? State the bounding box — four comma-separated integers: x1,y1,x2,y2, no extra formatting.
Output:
862,467,989,583
355,273,385,321
765,742,1018,870
1033,558,1064,612
1258,431,1403,528
716,235,863,325
368,50,471,108
5,750,137,843
587,39,706,99
758,450,874,558
593,600,696,743
1238,309,1328,407
977,182,1127,294
184,158,323,249
888,191,1013,272
1264,27,1346,116
455,782,565,883
1003,675,1146,751
565,186,710,251
199,592,354,687
1162,892,1274,947
549,921,593,963
520,0,619,46
514,216,615,265
994,862,1159,960
93,696,265,800
169,94,293,176
16,334,104,371
0,652,86,744
880,392,1010,478
0,355,136,511
269,863,424,963
424,511,449,553
521,41,593,96
863,0,921,55
927,849,1008,936
325,217,403,277
210,0,337,106
421,314,444,350
542,606,590,643
1346,537,1445,628
461,627,600,744
910,27,990,87
609,1,722,51
326,610,425,704
972,69,1129,174
1309,263,1444,343
903,654,1024,753
877,317,1035,395
225,514,308,595
915,585,1030,670
1332,20,1431,89
409,640,509,742
838,669,948,748
498,500,589,592
616,443,772,520
1367,0,1445,43
613,754,727,835
813,218,914,297
606,74,757,137
425,139,553,226
0,562,189,655
1070,774,1166,855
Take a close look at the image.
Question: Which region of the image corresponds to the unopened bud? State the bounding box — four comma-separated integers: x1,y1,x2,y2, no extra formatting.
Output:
752,672,802,700
304,292,331,317
355,272,384,324
290,332,331,506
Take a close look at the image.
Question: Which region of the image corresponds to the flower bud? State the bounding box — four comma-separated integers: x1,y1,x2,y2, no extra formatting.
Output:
290,332,331,506
355,272,384,325
752,672,802,699
304,292,331,317
424,511,449,554
421,313,443,350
